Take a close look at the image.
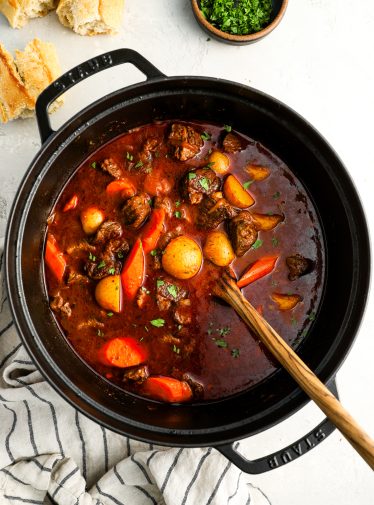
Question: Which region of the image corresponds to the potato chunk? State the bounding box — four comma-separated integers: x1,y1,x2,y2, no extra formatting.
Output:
208,151,230,174
95,275,121,313
251,213,284,231
223,175,255,209
203,231,235,266
271,293,302,311
80,206,105,235
246,164,270,181
162,236,202,279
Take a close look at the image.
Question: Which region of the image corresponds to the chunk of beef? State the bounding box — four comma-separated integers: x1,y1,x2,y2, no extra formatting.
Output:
67,271,90,285
156,278,188,311
77,318,104,330
85,238,129,280
50,292,72,318
123,365,149,384
228,211,258,256
101,158,123,179
66,239,96,256
223,133,242,153
173,299,192,325
160,334,182,345
94,221,123,245
181,168,221,205
196,193,237,230
154,196,173,218
168,123,204,161
122,193,151,229
182,373,204,399
286,254,314,281
138,137,160,171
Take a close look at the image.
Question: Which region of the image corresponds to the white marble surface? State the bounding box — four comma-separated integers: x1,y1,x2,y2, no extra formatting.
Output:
1,0,374,503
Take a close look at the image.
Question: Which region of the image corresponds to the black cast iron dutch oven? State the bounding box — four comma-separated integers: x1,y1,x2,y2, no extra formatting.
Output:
5,49,370,473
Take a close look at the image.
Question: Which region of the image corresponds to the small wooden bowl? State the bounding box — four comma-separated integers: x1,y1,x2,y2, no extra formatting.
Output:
191,0,288,45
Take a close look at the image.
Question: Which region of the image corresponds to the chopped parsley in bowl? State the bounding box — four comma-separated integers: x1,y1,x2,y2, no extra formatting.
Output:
191,0,288,45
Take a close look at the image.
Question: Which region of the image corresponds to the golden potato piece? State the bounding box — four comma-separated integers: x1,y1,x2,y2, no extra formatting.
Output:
223,175,255,209
251,213,284,231
162,236,202,279
271,293,302,311
208,151,230,174
80,206,105,235
203,231,235,266
246,164,270,181
95,275,121,313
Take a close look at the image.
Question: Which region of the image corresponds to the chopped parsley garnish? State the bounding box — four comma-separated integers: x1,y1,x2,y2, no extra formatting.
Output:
156,279,165,288
271,279,278,287
201,131,211,141
175,200,181,207
291,316,298,326
188,172,197,180
206,162,215,168
224,124,232,132
243,180,254,190
200,0,272,35
97,329,104,337
207,329,213,335
144,326,149,333
108,267,116,275
199,177,210,191
174,210,181,219
91,161,97,169
251,239,263,249
308,312,316,321
107,312,114,317
150,249,158,256
126,152,133,161
172,344,181,354
272,237,279,247
167,284,178,299
231,348,240,358
117,251,124,259
213,338,228,348
134,160,144,169
217,326,231,337
97,260,106,269
150,318,165,328
88,252,96,261
272,191,281,200
267,211,274,216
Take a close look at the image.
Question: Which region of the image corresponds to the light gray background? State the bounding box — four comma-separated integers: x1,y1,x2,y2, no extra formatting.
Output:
0,1,373,503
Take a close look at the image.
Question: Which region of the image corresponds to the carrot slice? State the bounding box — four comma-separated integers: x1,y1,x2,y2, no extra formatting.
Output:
142,376,193,403
237,256,278,288
271,293,303,311
106,179,136,198
45,235,66,282
98,337,148,368
141,208,166,254
121,238,145,300
63,195,78,212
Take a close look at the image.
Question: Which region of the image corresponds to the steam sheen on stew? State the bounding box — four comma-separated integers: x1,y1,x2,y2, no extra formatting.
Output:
45,121,324,402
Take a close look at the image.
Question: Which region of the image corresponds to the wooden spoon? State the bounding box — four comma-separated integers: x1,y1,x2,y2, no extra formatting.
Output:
213,270,374,470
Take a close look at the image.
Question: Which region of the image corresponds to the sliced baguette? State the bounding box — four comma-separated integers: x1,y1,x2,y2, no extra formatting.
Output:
56,0,124,36
0,0,57,29
0,38,62,123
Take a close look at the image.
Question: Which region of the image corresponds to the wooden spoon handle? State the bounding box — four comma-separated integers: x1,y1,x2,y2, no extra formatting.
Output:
214,271,374,470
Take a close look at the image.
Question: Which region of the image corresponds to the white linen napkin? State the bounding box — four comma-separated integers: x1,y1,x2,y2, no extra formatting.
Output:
0,244,270,505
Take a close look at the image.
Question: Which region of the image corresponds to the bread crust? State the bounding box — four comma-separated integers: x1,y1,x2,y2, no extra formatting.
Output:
0,38,62,123
0,0,57,29
56,0,124,36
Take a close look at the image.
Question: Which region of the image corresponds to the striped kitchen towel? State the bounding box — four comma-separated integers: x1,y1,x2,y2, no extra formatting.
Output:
0,248,270,505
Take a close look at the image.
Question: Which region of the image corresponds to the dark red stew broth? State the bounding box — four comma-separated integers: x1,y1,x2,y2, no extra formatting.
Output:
45,120,324,402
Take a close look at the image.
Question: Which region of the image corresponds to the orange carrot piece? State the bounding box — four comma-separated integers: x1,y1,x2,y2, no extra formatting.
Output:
98,337,148,368
121,238,145,300
63,195,78,212
106,179,136,198
45,235,66,282
237,256,278,288
142,376,193,403
141,208,166,254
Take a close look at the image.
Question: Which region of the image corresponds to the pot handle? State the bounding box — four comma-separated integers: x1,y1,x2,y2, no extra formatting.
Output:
217,378,338,474
35,48,165,144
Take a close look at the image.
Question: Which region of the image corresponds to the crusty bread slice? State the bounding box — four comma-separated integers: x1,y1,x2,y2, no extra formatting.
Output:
0,38,63,123
0,0,57,29
56,0,124,36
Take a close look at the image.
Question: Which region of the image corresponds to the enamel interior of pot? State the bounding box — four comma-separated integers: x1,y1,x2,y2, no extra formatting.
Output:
9,78,369,446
